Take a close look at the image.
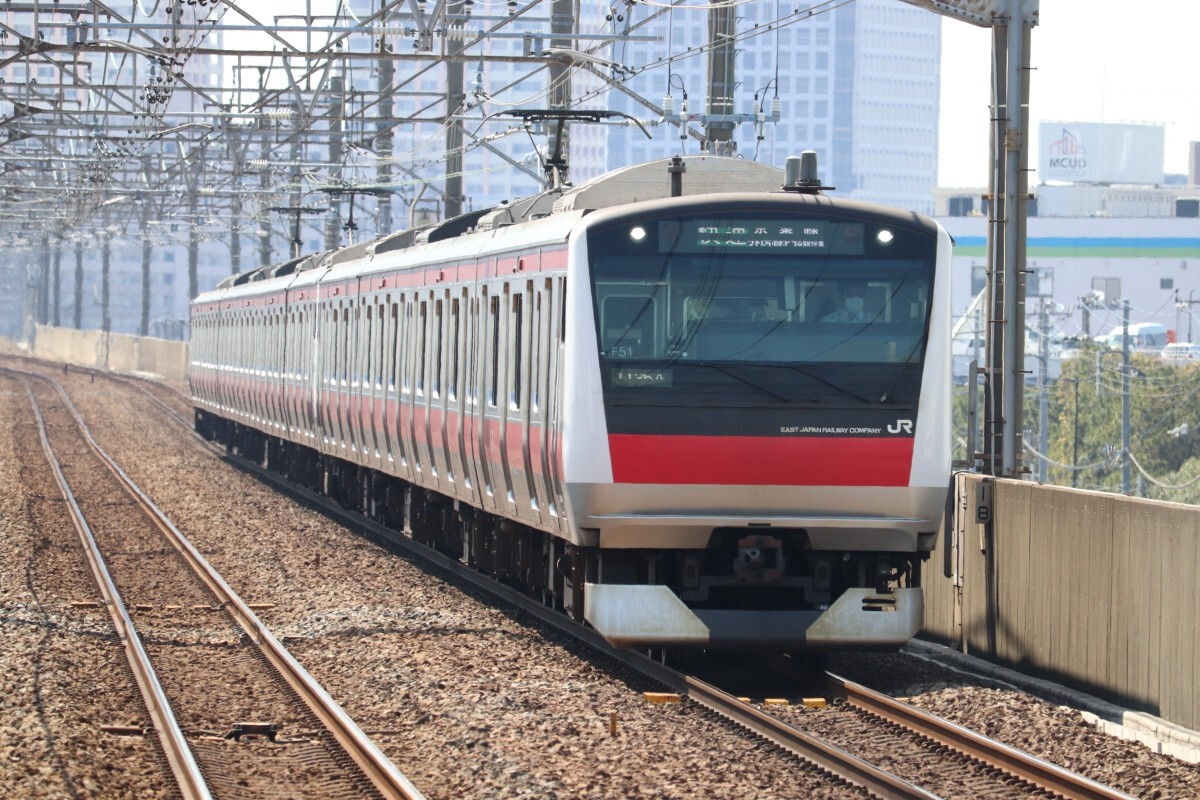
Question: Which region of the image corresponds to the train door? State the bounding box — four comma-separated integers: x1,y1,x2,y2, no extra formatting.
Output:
332,305,344,450
348,298,365,460
216,311,228,414
281,309,293,434
429,292,453,495
285,307,297,436
233,312,242,420
461,289,483,506
298,306,311,439
349,299,363,459
507,280,536,524
318,302,336,452
475,284,500,512
544,276,568,526
268,310,280,430
249,311,260,424
494,282,519,517
408,293,427,482
257,310,269,426
337,301,353,455
266,310,277,430
382,297,399,474
238,312,250,424
400,294,419,482
447,289,470,502
361,295,380,467
367,297,384,468
528,278,555,529
303,305,317,443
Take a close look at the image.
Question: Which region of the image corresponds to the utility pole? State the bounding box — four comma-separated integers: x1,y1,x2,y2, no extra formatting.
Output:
187,189,199,301
1037,299,1050,483
37,237,50,324
325,74,345,250
903,0,1037,479
72,240,83,329
546,0,574,186
444,1,467,218
140,196,152,336
101,209,111,334
258,117,273,268
1174,288,1200,343
289,112,305,258
51,245,61,327
704,0,737,155
229,125,243,275
376,57,395,234
1121,298,1131,494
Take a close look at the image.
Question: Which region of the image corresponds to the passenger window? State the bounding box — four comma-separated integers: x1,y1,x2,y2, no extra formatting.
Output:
450,297,461,400
512,293,523,409
418,301,428,395
434,299,444,398
489,294,500,407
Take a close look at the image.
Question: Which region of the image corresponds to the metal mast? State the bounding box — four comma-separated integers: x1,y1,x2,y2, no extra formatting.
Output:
705,0,737,155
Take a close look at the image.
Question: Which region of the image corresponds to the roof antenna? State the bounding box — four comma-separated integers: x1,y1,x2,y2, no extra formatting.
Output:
668,155,686,197
782,150,834,194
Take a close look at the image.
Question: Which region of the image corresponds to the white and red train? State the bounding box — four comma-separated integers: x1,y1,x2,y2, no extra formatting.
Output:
189,155,952,651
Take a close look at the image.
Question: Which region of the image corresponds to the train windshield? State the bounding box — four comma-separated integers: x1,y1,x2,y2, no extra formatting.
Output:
587,210,938,407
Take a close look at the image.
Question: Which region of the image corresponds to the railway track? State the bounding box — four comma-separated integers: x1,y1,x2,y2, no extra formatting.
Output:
6,367,424,800
13,361,1144,799
817,675,1137,799
210,436,1138,800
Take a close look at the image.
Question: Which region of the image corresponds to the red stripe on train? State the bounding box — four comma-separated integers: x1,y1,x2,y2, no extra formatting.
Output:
607,434,914,486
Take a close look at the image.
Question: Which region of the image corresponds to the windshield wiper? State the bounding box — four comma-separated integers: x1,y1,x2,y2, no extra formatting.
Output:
762,364,877,405
703,363,793,403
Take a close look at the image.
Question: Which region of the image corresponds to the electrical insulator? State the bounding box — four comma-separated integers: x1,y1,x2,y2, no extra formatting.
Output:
662,94,674,119
444,26,483,41
771,97,782,120
371,23,406,38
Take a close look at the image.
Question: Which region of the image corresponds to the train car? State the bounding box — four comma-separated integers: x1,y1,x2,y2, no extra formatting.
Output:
190,154,952,651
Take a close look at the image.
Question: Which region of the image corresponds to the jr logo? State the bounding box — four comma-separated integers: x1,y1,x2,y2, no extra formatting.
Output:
887,419,914,435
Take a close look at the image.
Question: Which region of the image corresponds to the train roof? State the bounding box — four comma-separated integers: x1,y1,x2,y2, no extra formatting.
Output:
198,155,941,307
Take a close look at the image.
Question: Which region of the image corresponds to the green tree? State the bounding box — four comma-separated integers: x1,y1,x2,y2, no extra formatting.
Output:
1043,343,1200,495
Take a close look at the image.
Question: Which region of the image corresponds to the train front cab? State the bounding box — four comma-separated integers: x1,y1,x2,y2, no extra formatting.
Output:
564,195,953,651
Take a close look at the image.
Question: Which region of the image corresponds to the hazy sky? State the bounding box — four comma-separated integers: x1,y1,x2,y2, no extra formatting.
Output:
939,0,1200,187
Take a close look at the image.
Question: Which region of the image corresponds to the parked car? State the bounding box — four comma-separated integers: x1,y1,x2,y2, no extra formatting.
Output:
1096,322,1169,353
1161,342,1200,364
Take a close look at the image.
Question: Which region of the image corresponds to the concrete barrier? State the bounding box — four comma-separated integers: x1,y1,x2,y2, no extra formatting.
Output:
923,472,1200,731
7,325,189,383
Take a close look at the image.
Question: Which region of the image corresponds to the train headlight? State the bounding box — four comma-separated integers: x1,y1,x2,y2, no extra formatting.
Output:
629,225,647,242
876,228,895,245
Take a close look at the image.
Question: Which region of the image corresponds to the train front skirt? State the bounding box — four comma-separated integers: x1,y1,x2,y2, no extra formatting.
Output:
584,584,923,650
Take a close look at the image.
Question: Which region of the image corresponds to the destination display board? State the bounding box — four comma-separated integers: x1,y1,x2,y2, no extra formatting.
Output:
661,219,866,255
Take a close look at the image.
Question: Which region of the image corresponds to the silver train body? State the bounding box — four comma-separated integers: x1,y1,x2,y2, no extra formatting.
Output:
190,156,953,651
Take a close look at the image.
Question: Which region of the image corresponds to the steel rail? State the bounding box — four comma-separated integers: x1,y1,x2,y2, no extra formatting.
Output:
10,372,212,800
67,365,1134,800
22,368,426,800
218,442,940,800
830,674,1139,800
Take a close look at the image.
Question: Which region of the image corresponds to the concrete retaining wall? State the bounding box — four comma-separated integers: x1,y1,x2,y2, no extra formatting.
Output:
923,472,1200,730
12,325,189,383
